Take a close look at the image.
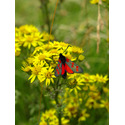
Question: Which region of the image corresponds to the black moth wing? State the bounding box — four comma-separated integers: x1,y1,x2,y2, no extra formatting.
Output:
55,60,62,77
65,59,83,73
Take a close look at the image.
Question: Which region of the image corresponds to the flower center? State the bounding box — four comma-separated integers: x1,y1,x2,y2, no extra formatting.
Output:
69,79,77,86
46,72,52,78
26,36,34,43
39,54,45,60
53,56,59,62
32,66,41,75
69,106,76,112
69,79,77,88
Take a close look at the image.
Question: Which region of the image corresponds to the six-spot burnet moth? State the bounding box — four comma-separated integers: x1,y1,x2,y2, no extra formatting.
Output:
55,46,83,79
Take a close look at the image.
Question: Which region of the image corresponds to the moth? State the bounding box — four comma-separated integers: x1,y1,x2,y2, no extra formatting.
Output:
55,53,83,79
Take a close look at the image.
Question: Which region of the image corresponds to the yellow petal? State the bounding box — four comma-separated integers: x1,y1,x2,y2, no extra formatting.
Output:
70,89,73,93
46,79,50,86
31,75,36,83
51,78,54,83
28,74,33,80
76,86,81,90
39,77,45,83
74,88,78,95
28,44,31,49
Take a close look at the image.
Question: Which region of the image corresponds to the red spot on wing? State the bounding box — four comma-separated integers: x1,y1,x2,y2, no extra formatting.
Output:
56,69,59,74
65,63,74,73
58,64,61,69
76,66,79,72
59,59,61,63
61,64,65,75
71,62,74,67
66,58,69,62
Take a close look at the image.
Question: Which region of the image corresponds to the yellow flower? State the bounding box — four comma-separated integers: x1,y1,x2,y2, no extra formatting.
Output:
15,32,25,45
60,42,69,48
103,87,109,93
39,67,56,86
23,34,37,49
63,90,82,106
100,100,109,112
41,32,54,42
88,92,101,100
50,61,58,68
15,43,21,56
33,42,54,54
44,109,56,119
90,0,99,4
15,27,20,33
33,51,52,65
26,57,34,64
78,109,90,122
33,32,44,46
39,109,69,125
78,55,85,61
49,49,59,57
49,41,61,50
21,61,31,72
33,46,44,55
68,74,84,95
85,97,100,109
39,109,57,125
64,103,78,118
39,120,47,125
98,75,109,83
89,84,98,92
90,0,107,4
28,62,45,83
51,100,56,105
64,53,77,61
52,55,59,62
19,25,39,34
94,74,100,81
82,73,95,82
61,117,69,125
71,46,84,54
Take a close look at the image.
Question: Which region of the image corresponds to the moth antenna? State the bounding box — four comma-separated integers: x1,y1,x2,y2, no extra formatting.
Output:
63,45,71,54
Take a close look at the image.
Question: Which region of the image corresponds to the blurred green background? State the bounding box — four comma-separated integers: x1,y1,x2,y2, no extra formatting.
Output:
15,0,109,125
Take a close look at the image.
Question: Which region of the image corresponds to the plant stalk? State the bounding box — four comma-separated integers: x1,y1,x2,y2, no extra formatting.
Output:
40,0,50,32
55,78,61,125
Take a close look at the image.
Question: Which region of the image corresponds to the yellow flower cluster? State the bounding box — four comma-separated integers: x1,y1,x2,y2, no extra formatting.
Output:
66,73,108,95
15,25,54,56
18,26,85,86
39,109,69,125
56,81,109,122
60,89,90,122
83,83,109,111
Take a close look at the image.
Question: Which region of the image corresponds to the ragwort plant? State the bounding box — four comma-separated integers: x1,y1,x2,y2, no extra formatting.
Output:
15,25,109,125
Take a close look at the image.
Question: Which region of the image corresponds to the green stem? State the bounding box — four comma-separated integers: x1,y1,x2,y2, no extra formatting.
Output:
40,0,50,32
55,78,61,125
44,1,50,32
